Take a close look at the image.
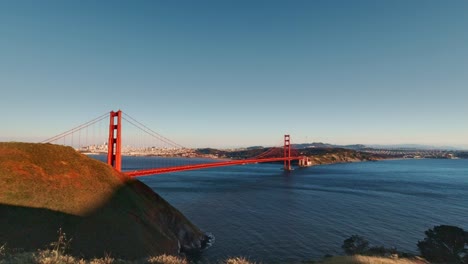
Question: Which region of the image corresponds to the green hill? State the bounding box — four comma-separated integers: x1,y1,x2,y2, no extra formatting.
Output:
0,142,208,259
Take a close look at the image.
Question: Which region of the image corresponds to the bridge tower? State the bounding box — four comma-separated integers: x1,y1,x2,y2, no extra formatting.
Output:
107,110,122,172
284,134,291,171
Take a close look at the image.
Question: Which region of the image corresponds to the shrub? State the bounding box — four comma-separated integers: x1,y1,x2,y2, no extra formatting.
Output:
342,235,370,255
366,246,388,256
417,225,468,263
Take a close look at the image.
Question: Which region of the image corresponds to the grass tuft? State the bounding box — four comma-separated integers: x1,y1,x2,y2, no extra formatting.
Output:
147,254,187,264
34,249,79,264
0,244,5,258
48,229,72,261
88,255,116,264
225,257,256,264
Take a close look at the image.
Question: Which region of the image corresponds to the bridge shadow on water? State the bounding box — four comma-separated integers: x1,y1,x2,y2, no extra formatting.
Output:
0,180,206,260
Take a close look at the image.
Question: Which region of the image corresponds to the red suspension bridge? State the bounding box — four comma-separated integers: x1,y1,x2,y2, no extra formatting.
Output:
42,110,309,177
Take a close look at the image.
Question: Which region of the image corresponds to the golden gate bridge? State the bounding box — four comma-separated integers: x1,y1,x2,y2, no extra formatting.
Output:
42,110,309,177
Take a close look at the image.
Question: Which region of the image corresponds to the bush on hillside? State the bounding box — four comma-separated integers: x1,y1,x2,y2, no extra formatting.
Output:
366,246,389,256
417,225,468,264
342,235,370,255
341,235,403,258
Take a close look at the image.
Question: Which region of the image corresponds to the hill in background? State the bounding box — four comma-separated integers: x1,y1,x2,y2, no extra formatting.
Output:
197,146,379,165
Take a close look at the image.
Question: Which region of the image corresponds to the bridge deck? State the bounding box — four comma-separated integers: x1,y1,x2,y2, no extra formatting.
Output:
124,157,303,177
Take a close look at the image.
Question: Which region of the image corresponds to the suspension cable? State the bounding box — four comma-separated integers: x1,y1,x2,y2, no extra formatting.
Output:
122,113,185,149
41,112,109,143
253,139,285,159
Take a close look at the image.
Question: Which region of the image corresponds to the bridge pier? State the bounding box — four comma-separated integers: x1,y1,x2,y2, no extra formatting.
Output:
284,134,292,171
107,110,122,172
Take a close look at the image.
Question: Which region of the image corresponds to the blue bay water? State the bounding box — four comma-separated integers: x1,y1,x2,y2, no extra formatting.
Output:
110,157,468,263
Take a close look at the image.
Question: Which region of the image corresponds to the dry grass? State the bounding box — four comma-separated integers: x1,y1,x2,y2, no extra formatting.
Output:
1,253,431,264
0,244,5,258
34,250,82,264
0,251,184,264
88,255,119,264
319,255,429,264
225,257,256,264
147,254,187,264
0,142,127,216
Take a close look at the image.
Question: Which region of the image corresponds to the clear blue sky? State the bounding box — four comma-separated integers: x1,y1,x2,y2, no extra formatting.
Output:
1,0,467,148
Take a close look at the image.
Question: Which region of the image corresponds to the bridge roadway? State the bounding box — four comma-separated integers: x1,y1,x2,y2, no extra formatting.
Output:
124,156,304,177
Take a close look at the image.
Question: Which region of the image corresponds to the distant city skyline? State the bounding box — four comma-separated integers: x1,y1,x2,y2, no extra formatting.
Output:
1,1,467,148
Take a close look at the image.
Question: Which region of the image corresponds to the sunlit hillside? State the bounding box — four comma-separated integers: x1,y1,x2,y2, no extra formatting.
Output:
0,142,206,259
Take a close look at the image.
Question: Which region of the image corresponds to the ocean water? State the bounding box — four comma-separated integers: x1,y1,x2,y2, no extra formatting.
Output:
116,157,468,263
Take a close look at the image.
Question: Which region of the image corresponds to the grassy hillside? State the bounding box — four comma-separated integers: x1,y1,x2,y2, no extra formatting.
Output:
0,142,207,259
299,148,379,166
